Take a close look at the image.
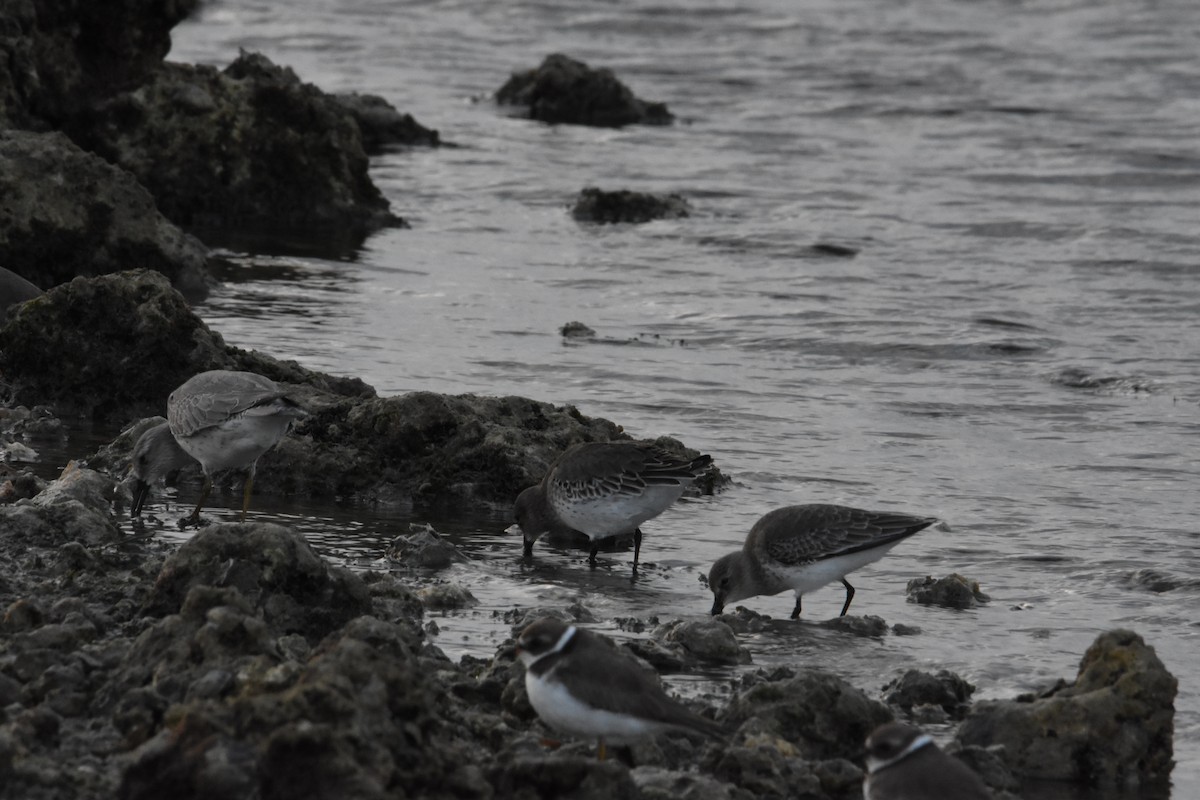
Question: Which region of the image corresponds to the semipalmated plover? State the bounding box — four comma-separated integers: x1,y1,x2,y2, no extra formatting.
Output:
864,721,991,799
708,504,936,617
132,370,305,524
510,440,711,567
515,617,725,759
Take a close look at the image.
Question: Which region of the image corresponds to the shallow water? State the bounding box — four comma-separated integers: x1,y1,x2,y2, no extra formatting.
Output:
45,0,1200,794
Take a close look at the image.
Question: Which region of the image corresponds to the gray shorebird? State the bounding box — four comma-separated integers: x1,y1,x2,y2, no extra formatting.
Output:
864,722,991,799
130,370,305,524
708,504,936,618
510,440,712,568
129,421,198,516
515,617,725,760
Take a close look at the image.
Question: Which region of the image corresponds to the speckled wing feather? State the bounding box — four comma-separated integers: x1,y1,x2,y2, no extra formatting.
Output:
757,504,936,566
549,441,711,501
167,371,289,438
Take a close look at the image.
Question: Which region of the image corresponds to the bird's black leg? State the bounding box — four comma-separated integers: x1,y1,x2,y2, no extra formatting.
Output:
632,528,642,569
791,594,803,620
182,475,213,528
839,578,856,617
588,541,599,567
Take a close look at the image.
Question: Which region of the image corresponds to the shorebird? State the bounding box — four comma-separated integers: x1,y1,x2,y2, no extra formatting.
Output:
129,421,197,516
707,504,936,618
130,370,305,524
516,617,725,760
864,722,991,799
510,440,712,568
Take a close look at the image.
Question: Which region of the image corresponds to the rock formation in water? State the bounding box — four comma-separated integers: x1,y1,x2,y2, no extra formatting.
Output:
0,131,214,301
957,628,1176,792
497,53,674,127
571,187,692,224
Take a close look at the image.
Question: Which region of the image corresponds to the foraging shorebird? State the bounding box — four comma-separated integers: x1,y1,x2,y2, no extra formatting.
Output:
864,721,991,799
130,370,305,524
510,440,712,568
708,504,936,618
515,617,725,760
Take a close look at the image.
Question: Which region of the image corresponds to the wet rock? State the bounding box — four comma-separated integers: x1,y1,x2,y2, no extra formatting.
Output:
956,629,1176,791
76,53,401,246
333,91,441,152
946,741,1022,795
815,613,890,637
906,573,990,609
503,605,598,637
883,669,974,719
571,188,691,224
9,270,715,507
0,0,198,128
706,744,825,799
385,523,467,569
145,523,372,641
713,606,773,634
0,270,369,422
809,242,859,257
632,766,751,800
0,466,45,503
496,53,673,127
0,130,213,300
722,668,892,761
560,321,597,338
488,753,639,800
653,618,751,666
417,582,478,610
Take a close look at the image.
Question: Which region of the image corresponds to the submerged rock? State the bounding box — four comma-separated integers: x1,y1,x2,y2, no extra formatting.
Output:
906,573,990,609
75,53,402,246
496,53,673,127
571,187,691,224
956,629,1176,791
0,130,213,301
386,524,467,569
0,266,41,327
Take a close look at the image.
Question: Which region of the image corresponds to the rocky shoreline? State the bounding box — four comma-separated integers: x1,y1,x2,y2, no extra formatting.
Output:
0,3,1180,799
0,450,1179,799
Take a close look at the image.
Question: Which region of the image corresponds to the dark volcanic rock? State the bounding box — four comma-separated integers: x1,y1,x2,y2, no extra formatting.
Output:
0,130,213,300
906,573,990,609
497,53,673,127
385,523,467,569
0,270,369,421
883,669,975,719
571,187,691,224
721,668,892,761
144,523,371,640
651,618,751,666
333,91,440,152
956,629,1176,791
488,754,638,800
74,53,402,245
0,0,199,128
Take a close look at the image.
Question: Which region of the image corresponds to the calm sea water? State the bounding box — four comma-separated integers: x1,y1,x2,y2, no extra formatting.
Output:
87,0,1197,795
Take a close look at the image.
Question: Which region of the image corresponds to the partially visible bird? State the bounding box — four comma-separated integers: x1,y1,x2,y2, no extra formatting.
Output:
129,420,196,516
510,440,712,568
864,721,992,799
708,504,936,618
130,370,305,524
515,617,725,760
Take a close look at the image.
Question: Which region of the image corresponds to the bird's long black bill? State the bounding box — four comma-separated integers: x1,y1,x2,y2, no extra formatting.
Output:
130,480,151,517
710,600,724,617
